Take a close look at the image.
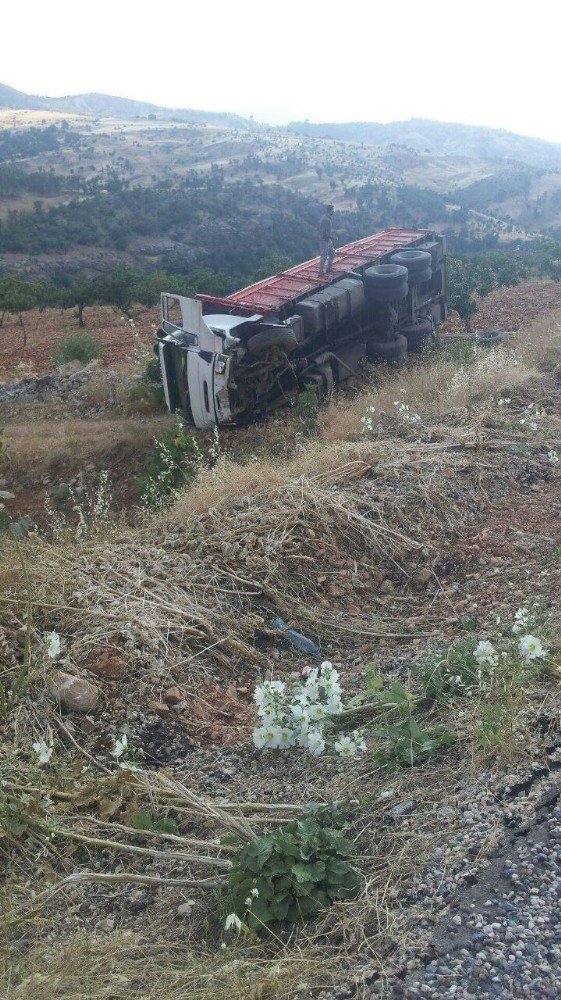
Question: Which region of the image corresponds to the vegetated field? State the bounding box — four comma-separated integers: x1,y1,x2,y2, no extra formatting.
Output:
1,108,560,284
1,295,561,998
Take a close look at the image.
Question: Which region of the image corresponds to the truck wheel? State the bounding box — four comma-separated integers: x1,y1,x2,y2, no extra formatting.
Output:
409,266,432,286
399,319,433,353
246,328,298,355
390,250,432,274
364,263,408,289
367,333,407,363
366,279,408,304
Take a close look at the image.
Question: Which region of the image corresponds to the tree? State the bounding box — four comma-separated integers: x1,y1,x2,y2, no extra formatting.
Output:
0,276,37,345
66,277,99,327
94,266,139,315
446,257,478,333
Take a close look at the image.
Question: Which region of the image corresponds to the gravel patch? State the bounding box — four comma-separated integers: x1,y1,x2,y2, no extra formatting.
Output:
384,786,561,999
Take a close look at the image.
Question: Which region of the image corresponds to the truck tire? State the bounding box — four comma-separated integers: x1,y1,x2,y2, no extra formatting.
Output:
366,279,409,304
364,263,408,289
409,266,432,286
366,333,407,363
399,319,433,353
390,250,433,274
246,328,298,355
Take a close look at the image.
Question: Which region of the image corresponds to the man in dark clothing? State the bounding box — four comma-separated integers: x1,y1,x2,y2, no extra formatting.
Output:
318,204,335,276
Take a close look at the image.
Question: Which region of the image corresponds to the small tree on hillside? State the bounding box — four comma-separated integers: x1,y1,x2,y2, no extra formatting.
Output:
0,276,37,346
446,257,478,333
66,277,99,327
94,266,139,316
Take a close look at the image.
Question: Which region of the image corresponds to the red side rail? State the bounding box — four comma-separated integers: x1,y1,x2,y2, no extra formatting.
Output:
196,228,429,317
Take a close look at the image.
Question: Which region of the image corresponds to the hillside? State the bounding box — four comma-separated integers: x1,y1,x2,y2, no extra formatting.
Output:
0,81,253,127
1,300,561,998
288,117,561,170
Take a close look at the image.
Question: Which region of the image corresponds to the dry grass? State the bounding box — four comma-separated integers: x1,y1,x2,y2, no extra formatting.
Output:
2,414,172,478
2,321,561,999
3,933,336,1000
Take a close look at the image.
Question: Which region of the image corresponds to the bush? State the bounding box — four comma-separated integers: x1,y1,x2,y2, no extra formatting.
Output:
139,425,220,510
53,333,101,366
224,811,359,930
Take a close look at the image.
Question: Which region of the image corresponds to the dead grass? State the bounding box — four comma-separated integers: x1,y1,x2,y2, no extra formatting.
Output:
2,320,561,999
2,414,172,478
3,933,336,1000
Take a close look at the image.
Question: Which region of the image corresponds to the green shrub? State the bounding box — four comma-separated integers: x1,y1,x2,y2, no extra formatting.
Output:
224,813,359,930
416,640,481,700
294,384,319,436
374,719,456,770
53,332,101,366
131,809,179,835
139,425,219,510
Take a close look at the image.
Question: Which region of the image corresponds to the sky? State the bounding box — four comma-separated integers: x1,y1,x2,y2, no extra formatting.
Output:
4,0,561,143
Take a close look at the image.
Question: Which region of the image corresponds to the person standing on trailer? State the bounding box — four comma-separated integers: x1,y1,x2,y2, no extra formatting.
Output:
318,204,335,276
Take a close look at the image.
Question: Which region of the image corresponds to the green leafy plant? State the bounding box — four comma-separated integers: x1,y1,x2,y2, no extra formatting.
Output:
53,332,101,366
294,385,319,436
374,718,457,770
224,814,359,930
360,669,457,769
416,640,481,700
131,809,179,835
139,425,219,510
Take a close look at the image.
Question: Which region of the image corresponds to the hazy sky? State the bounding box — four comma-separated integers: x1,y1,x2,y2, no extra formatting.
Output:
4,0,561,143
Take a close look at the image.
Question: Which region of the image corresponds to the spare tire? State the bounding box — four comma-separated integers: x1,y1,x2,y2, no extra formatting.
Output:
364,263,408,289
246,328,298,355
390,250,433,274
367,333,407,362
366,279,408,304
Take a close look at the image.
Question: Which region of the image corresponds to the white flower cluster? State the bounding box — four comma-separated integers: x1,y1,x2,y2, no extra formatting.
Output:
497,397,511,406
474,640,498,668
45,632,61,660
548,450,559,465
111,734,128,759
519,634,546,660
519,402,546,432
32,739,53,765
393,401,421,424
361,405,377,434
252,663,364,757
512,606,534,634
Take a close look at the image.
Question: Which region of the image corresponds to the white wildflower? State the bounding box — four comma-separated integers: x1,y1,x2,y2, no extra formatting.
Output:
497,398,511,406
32,740,53,765
548,450,559,465
45,632,61,659
519,634,547,661
224,913,242,932
512,606,532,634
474,640,498,667
111,734,128,759
251,887,259,897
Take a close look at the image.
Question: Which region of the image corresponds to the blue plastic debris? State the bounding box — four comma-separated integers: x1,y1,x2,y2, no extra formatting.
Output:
270,617,321,657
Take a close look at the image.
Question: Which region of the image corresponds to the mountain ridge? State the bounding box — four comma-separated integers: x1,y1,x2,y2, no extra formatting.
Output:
286,117,561,169
0,82,253,128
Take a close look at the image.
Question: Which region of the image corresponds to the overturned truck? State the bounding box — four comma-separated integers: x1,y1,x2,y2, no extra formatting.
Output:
156,228,446,429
